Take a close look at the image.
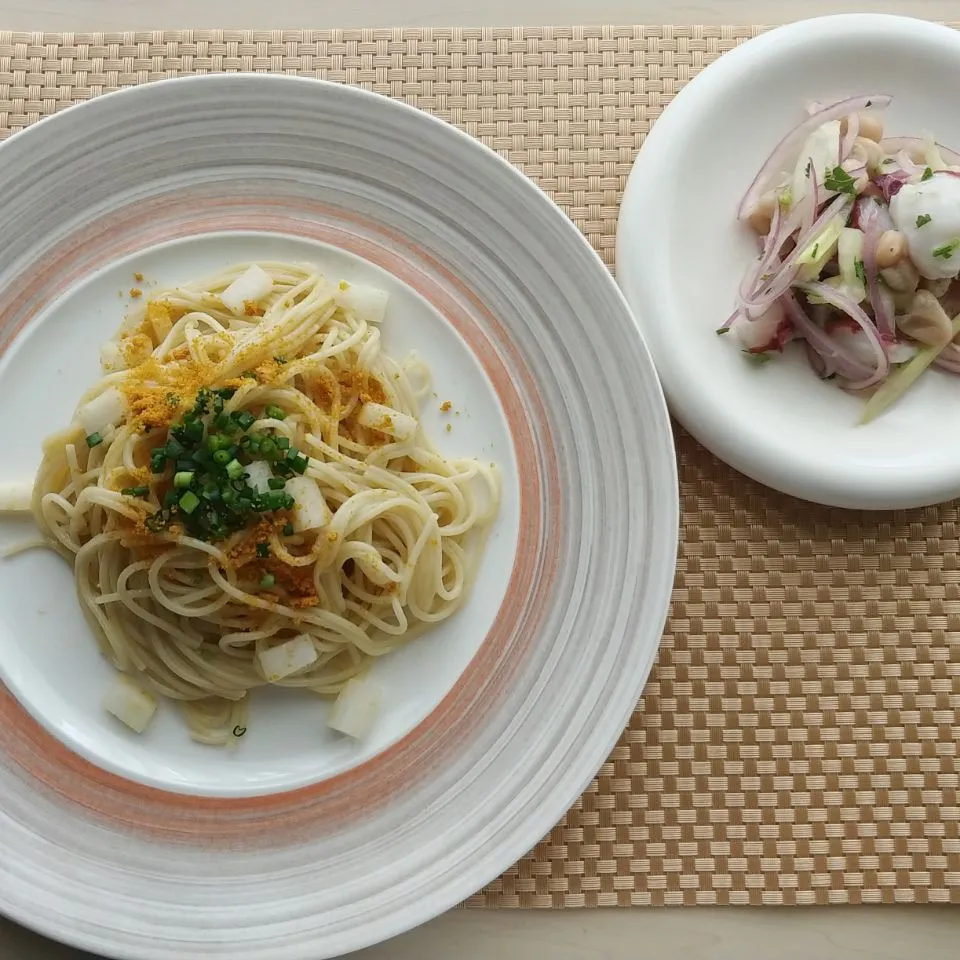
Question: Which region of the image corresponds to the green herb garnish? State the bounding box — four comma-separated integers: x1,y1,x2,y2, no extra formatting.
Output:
932,238,960,260
85,432,103,448
259,573,276,588
854,259,866,283
715,327,731,336
121,486,149,498
922,167,934,181
824,165,857,196
742,351,771,366
916,214,932,228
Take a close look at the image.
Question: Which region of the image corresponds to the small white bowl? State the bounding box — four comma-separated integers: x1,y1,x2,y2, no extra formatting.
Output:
617,14,960,510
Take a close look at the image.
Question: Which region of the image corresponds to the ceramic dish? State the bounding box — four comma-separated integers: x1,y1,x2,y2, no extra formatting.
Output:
617,14,960,510
0,74,678,959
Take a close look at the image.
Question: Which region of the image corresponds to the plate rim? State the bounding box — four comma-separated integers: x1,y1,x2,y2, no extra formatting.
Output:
0,71,680,959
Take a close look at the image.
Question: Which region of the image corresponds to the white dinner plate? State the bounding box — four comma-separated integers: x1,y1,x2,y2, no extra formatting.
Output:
617,14,960,510
0,75,678,958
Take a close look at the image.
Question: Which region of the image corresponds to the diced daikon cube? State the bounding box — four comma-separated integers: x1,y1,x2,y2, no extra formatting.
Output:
327,677,381,740
244,460,274,495
102,676,158,733
337,283,389,324
258,634,318,682
356,402,417,441
285,476,331,532
0,482,32,512
220,265,273,314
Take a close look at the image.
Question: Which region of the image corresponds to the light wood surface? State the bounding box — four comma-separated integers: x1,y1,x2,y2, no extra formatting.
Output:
1,3,958,958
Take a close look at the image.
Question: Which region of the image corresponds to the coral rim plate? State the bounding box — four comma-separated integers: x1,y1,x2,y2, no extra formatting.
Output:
618,14,960,510
0,75,678,959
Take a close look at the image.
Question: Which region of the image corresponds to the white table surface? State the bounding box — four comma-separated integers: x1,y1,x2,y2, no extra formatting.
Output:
1,2,959,958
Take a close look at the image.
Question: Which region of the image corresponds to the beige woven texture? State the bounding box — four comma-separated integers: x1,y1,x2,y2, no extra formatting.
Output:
2,26,958,908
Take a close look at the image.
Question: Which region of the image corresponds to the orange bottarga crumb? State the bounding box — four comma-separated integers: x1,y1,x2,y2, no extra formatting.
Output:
133,272,145,283
129,288,143,299
244,301,264,317
440,400,452,413
120,355,217,431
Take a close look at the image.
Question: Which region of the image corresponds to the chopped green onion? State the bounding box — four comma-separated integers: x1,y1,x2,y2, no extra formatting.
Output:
933,239,960,260
282,523,294,536
916,213,932,228
234,411,255,430
164,437,185,458
184,419,204,442
225,459,244,480
256,542,270,558
259,438,277,458
121,486,149,497
213,449,231,465
179,491,200,514
163,490,179,509
267,477,286,490
276,437,290,450
259,573,276,588
265,405,286,421
174,471,195,488
290,454,308,475
922,166,934,181
86,432,103,448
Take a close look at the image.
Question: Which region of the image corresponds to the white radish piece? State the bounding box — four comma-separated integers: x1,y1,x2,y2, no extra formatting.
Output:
356,402,418,441
102,676,158,733
0,482,32,512
285,476,331,532
77,387,125,437
244,460,274,495
258,634,318,682
327,677,381,740
220,265,273,314
337,283,389,324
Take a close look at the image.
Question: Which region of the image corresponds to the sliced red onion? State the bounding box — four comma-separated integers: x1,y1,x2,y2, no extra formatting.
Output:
738,95,892,220
879,136,960,167
840,112,860,163
781,291,875,382
857,199,895,343
742,195,853,311
896,149,922,176
739,199,785,300
852,195,894,233
794,281,890,388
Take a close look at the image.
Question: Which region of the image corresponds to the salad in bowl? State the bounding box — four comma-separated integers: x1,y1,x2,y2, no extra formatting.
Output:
725,95,960,423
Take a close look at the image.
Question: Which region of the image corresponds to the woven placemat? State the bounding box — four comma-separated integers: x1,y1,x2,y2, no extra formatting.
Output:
2,26,959,908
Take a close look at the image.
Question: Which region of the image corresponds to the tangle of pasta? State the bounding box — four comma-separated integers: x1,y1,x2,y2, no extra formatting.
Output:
32,262,500,744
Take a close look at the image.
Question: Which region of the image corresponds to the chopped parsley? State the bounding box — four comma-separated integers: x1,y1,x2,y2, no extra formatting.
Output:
916,214,932,228
921,167,934,181
932,238,960,260
824,165,857,196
